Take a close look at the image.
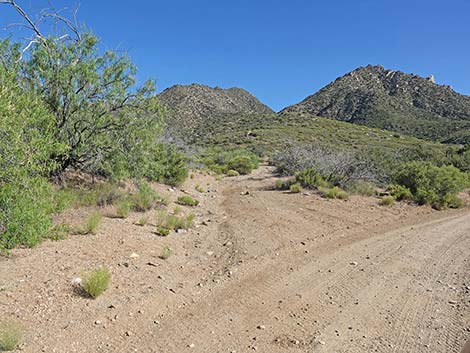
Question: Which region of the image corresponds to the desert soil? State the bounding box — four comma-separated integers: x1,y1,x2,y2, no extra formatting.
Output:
1,166,469,353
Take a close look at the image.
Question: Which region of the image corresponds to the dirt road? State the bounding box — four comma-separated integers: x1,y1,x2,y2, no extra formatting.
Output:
1,167,469,352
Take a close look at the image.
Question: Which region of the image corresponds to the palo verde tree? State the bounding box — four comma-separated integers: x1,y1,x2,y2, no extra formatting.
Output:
0,0,168,179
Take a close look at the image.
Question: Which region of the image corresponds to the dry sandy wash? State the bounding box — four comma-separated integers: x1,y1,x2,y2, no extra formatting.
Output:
1,166,469,353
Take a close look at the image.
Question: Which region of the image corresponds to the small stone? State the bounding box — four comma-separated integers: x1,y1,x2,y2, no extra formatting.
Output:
257,325,266,330
71,277,82,285
206,251,214,256
125,331,132,337
176,229,188,234
130,253,139,259
448,300,458,305
350,261,358,266
188,343,195,348
319,340,325,345
95,320,102,325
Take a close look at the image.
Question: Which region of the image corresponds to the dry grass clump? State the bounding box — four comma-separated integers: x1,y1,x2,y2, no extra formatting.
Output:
75,212,102,235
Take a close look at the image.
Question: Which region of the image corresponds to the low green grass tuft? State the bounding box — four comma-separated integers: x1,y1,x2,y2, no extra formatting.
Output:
176,195,199,207
82,268,111,299
289,183,302,193
0,320,23,351
380,196,395,206
76,212,102,235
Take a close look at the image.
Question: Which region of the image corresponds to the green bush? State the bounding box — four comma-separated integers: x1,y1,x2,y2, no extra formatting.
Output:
227,155,258,175
320,186,349,200
200,149,260,175
290,183,302,193
82,268,111,299
130,180,165,211
295,168,329,189
387,184,413,201
226,170,240,177
0,320,22,351
0,178,54,250
394,161,470,207
380,196,395,206
142,144,188,186
176,195,199,207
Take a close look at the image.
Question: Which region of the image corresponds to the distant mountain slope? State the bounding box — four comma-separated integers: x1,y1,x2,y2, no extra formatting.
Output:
158,84,274,134
282,65,470,144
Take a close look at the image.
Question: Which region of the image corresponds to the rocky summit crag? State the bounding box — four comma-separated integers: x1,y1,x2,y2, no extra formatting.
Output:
282,65,470,143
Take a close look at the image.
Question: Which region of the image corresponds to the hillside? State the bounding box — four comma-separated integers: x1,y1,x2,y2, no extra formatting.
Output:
158,84,274,134
282,65,470,144
184,111,449,160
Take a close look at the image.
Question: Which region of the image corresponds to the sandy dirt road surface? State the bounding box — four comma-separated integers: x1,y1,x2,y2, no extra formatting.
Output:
1,166,469,352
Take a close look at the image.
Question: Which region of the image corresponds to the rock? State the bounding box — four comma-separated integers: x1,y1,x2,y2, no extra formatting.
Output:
448,300,458,305
257,325,266,330
176,229,188,234
350,261,358,266
95,320,102,325
188,343,195,348
71,277,82,285
206,251,214,256
130,253,139,259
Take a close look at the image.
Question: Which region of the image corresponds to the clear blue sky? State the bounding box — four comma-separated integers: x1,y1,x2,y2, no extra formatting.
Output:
2,0,470,111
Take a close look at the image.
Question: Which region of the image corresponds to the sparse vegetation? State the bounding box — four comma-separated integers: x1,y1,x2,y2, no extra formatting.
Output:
387,184,413,201
159,246,172,260
227,170,240,177
155,210,195,236
200,149,260,175
195,185,207,193
320,186,349,200
76,213,102,235
115,200,132,219
289,183,302,193
82,268,111,299
135,216,149,227
0,320,22,351
347,181,377,196
176,195,199,207
380,196,395,206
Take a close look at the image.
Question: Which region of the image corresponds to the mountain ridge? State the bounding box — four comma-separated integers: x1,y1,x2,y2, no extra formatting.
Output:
281,65,470,143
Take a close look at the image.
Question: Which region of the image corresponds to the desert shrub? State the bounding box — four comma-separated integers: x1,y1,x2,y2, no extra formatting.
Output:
346,181,377,196
82,268,111,298
76,212,102,235
135,216,149,226
387,184,413,201
159,246,172,260
141,144,188,186
226,170,240,177
394,161,470,207
155,210,195,235
130,180,165,211
227,155,258,175
380,196,395,206
0,320,22,351
176,195,199,207
275,179,293,190
115,200,131,219
295,168,329,189
0,178,54,250
200,149,260,175
272,144,384,187
290,183,302,193
320,186,349,200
